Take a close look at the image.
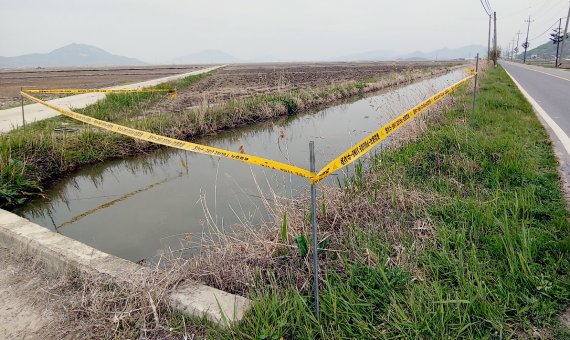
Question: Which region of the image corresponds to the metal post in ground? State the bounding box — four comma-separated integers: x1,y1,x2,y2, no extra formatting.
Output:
471,53,479,128
20,87,26,128
493,12,497,67
487,14,492,60
309,141,320,318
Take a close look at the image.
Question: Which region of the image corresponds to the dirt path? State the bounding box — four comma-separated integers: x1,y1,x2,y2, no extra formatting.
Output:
0,65,211,110
0,65,222,133
0,248,59,339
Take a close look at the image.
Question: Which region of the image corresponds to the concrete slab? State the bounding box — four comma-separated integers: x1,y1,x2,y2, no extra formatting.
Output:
0,208,250,325
0,209,26,225
169,282,251,326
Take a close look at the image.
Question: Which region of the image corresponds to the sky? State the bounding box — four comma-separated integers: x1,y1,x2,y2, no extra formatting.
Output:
0,0,569,63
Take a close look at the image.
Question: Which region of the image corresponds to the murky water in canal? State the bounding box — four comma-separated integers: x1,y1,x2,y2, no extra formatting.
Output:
17,69,468,262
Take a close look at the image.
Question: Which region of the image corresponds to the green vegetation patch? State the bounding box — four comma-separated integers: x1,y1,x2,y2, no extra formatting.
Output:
216,66,570,338
0,71,211,208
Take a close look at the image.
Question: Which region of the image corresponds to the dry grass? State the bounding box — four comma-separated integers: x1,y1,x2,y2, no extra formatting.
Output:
40,261,214,339
4,64,494,338
8,61,567,339
159,95,458,297
158,62,492,298
0,247,213,339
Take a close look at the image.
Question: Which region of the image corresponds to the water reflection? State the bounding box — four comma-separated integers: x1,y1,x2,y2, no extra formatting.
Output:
17,69,467,262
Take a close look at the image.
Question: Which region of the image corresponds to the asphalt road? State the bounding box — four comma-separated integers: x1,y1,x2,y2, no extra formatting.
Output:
501,61,570,184
0,65,223,133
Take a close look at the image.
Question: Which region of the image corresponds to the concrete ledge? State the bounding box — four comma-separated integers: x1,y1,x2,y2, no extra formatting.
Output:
0,208,250,325
169,283,250,326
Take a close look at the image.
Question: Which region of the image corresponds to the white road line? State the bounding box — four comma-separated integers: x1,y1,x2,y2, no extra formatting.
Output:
504,68,570,156
506,62,570,82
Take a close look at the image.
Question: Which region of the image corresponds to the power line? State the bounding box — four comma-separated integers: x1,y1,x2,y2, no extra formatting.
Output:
509,0,565,39
532,0,564,20
479,0,491,15
529,17,568,41
478,0,493,60
484,0,492,13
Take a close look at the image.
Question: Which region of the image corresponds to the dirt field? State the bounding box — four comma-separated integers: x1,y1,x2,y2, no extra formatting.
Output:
0,248,60,339
0,65,212,109
1,62,462,111
154,61,462,113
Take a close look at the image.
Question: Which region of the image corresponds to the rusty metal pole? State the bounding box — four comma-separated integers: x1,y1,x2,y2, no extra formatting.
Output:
309,141,320,318
471,53,479,128
20,87,26,128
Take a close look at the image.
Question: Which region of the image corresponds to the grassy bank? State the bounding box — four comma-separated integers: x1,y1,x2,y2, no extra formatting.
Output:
181,65,570,338
25,65,570,338
0,70,212,207
0,65,453,208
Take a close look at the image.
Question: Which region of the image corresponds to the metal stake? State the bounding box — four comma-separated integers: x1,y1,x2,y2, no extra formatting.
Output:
309,141,320,318
471,53,479,128
21,87,26,128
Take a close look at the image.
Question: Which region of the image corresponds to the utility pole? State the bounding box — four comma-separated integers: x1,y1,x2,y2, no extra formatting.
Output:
558,3,570,67
511,38,516,60
493,11,497,66
553,19,562,68
523,16,533,64
488,13,492,60
515,30,522,61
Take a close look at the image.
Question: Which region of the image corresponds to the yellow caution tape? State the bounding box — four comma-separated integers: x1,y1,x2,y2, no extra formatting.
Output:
310,75,474,183
20,74,474,184
20,91,314,179
466,68,476,74
23,87,178,102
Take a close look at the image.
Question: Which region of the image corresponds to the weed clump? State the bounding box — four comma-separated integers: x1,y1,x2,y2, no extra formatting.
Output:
171,64,570,338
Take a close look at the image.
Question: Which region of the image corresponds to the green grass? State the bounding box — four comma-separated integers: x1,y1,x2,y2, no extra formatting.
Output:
0,71,211,208
4,63,568,337
210,66,570,338
76,71,210,121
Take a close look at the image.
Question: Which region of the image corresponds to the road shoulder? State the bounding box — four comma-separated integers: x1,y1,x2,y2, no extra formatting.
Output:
503,65,570,331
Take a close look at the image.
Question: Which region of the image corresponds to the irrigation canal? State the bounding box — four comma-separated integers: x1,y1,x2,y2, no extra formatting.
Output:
17,69,468,262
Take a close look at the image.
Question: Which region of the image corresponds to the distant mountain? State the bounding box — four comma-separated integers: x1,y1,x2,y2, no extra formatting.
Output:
331,49,401,61
518,37,570,60
170,49,239,64
331,45,486,62
0,43,145,68
397,45,486,60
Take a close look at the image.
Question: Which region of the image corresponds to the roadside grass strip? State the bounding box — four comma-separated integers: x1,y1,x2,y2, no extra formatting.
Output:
213,66,570,338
